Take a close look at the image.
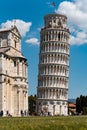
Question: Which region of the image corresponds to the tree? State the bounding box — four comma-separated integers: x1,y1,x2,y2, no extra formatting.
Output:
28,95,37,115
76,95,87,115
76,97,81,113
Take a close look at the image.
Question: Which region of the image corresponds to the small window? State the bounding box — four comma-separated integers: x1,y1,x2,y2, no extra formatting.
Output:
14,61,16,67
56,102,60,105
0,54,2,57
54,19,56,23
50,101,54,105
14,41,16,48
0,39,2,47
62,102,65,105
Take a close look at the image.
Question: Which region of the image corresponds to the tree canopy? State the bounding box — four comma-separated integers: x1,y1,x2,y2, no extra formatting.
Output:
28,95,37,115
76,95,87,115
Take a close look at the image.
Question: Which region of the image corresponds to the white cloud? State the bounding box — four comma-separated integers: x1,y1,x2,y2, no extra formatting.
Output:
55,0,87,45
25,38,39,45
70,31,87,45
0,19,32,37
75,0,87,13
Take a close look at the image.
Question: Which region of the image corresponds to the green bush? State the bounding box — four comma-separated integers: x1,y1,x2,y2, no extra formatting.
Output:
83,107,87,115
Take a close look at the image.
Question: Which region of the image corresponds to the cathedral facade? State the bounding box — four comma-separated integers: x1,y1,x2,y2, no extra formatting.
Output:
0,26,28,116
37,14,70,116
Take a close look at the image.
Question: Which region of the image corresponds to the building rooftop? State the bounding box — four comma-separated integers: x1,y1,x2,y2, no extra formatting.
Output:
68,103,76,108
44,13,67,19
0,25,21,38
0,47,10,53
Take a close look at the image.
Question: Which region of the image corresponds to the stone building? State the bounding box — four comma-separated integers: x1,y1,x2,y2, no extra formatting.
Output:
37,14,70,116
0,25,28,116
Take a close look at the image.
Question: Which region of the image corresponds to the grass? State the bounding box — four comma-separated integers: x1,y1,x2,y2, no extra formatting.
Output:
0,116,87,130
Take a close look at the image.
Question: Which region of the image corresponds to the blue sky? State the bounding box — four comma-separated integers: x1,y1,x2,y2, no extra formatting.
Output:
0,0,87,99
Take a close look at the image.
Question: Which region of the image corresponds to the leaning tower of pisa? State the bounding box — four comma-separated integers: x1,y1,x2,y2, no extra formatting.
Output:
37,13,70,116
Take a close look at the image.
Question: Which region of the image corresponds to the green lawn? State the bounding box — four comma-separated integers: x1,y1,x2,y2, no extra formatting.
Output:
0,116,87,130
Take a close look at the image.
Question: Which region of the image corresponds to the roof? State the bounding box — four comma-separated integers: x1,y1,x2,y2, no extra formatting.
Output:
0,25,21,38
0,47,10,53
68,103,76,108
0,28,11,32
0,47,26,60
44,13,67,19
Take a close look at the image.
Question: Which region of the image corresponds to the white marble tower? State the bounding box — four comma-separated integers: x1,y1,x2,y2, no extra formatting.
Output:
37,14,70,116
0,25,28,116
